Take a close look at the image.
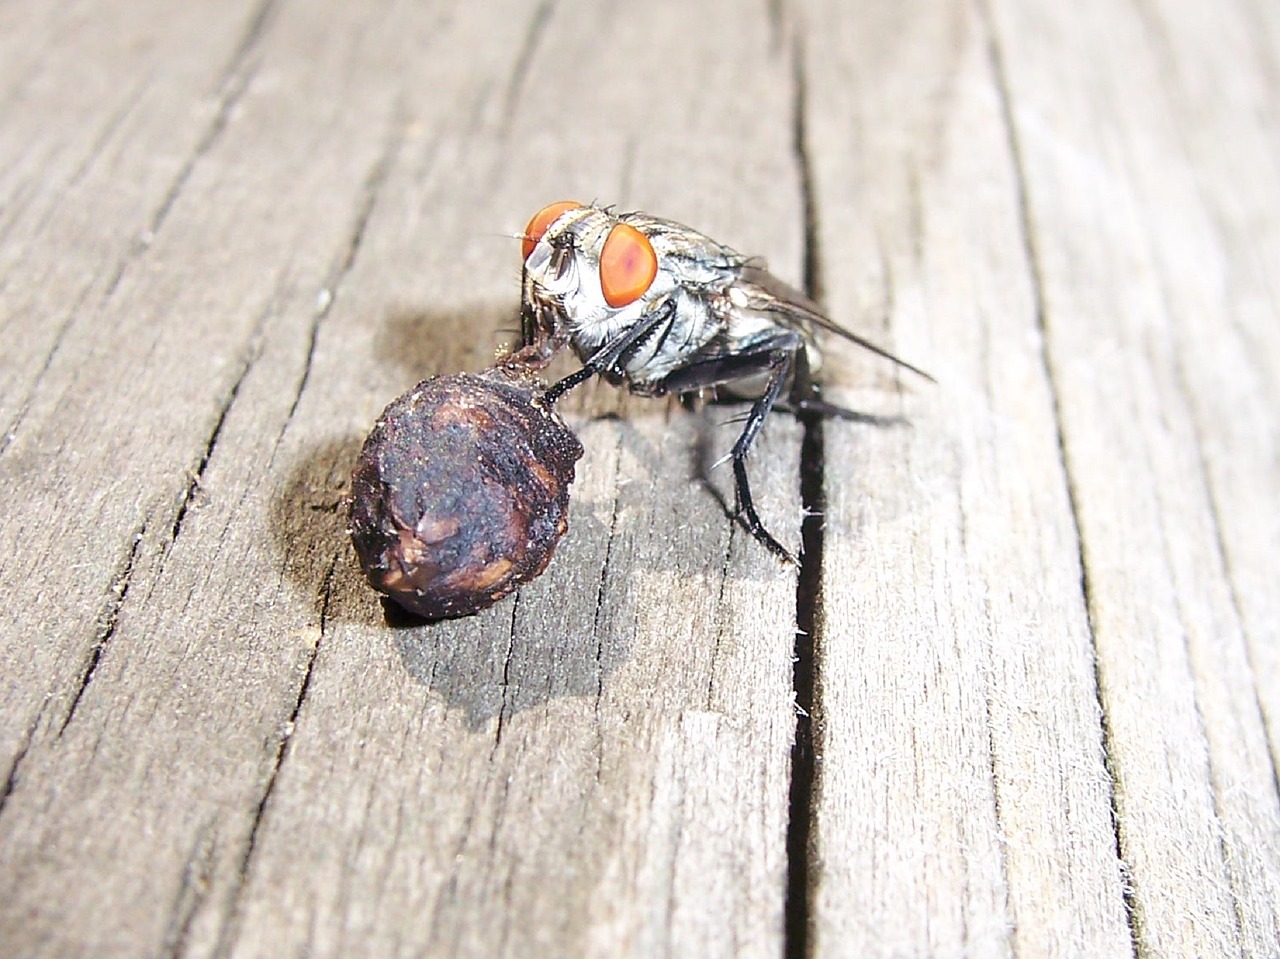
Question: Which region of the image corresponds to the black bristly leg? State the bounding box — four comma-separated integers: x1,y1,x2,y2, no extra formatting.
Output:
520,264,536,347
541,300,676,405
538,363,597,404
728,348,796,563
654,329,805,563
519,264,558,362
777,346,907,427
542,310,807,560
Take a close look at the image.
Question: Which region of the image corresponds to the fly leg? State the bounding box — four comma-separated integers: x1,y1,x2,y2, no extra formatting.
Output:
726,349,797,562
655,330,806,562
541,300,676,405
778,347,907,427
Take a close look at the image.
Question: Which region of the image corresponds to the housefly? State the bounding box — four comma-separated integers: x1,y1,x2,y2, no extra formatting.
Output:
519,201,932,562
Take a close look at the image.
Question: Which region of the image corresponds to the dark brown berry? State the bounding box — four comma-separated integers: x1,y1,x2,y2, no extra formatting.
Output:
349,362,583,620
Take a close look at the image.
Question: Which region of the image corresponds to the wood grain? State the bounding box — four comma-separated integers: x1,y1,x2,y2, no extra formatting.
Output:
991,0,1280,953
801,2,1130,955
1,0,1277,957
1,1,803,957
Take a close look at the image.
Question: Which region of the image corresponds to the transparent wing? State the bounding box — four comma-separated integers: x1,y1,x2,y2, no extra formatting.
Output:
734,263,935,382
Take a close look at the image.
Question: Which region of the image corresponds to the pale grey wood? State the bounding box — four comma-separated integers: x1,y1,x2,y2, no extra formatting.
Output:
0,1,803,957
988,0,1280,954
800,2,1132,955
3,0,1279,956
0,0,442,954
793,0,1280,956
0,0,276,783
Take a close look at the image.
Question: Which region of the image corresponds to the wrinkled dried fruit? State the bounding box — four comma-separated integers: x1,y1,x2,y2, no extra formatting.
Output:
349,362,583,620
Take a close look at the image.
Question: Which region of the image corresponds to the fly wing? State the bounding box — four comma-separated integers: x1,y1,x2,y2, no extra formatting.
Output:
735,262,935,382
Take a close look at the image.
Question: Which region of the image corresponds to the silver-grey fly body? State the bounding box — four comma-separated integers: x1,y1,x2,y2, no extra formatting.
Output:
519,201,931,561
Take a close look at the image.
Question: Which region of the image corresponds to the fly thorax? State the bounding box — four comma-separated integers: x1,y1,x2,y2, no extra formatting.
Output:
565,296,647,357
564,259,678,352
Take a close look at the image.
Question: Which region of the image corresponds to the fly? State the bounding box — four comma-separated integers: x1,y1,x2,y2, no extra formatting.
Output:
519,201,933,562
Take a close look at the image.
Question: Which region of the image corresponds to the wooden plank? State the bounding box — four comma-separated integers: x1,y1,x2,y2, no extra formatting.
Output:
0,0,275,771
0,0,276,428
0,0,425,954
1131,0,1280,782
2,0,1278,956
0,1,806,956
798,0,1280,955
989,0,1280,954
220,1,805,955
799,2,1132,955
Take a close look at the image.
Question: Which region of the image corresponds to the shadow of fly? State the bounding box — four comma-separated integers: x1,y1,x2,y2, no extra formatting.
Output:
519,202,933,563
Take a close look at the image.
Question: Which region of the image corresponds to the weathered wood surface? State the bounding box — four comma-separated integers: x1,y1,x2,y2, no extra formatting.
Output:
0,1,1276,957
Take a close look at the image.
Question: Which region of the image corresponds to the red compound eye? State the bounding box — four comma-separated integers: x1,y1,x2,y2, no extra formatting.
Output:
599,223,657,308
522,201,583,261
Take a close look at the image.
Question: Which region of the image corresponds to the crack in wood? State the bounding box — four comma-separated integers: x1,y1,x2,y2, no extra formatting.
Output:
224,0,285,83
210,551,333,959
479,772,516,944
0,713,40,818
427,795,480,953
102,61,262,306
500,0,555,131
0,76,150,267
164,330,265,568
4,2,282,466
1140,336,1257,950
978,3,1142,955
765,0,787,54
1098,14,1280,940
0,82,143,292
785,30,819,959
0,283,94,461
101,0,279,308
492,595,520,753
61,77,153,204
952,426,1015,949
979,634,1016,953
161,818,218,959
1140,155,1280,890
590,433,625,780
274,107,404,460
56,520,148,738
1149,376,1259,953
1197,456,1280,803
704,527,735,713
